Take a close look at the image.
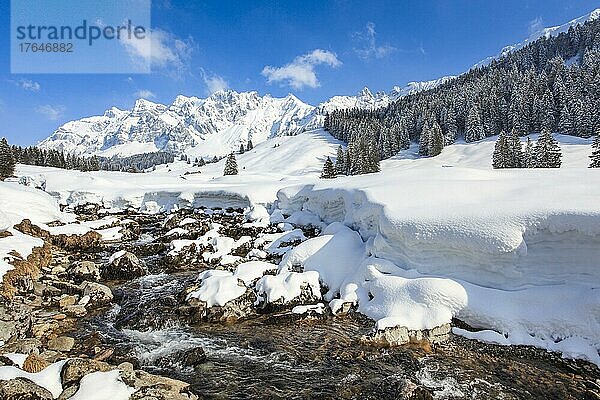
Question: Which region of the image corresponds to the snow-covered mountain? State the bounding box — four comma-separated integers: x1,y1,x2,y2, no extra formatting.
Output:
473,7,600,69
39,82,452,158
38,91,316,158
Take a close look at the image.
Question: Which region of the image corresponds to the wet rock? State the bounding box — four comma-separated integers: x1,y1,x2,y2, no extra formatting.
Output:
363,323,451,347
155,347,207,369
128,369,199,400
183,287,258,323
69,261,101,282
103,251,145,280
81,281,113,308
22,353,49,373
47,336,75,352
63,304,87,318
60,358,112,387
58,295,78,308
0,377,54,400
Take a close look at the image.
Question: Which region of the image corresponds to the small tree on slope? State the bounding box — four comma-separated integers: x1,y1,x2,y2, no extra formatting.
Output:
535,129,562,168
590,135,600,168
335,145,346,175
0,138,15,180
223,153,238,175
492,131,509,169
320,156,336,179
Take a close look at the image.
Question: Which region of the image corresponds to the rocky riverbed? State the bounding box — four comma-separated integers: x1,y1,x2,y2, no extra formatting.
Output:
1,204,599,399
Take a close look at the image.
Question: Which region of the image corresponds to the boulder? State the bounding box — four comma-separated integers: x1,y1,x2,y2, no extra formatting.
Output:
63,305,87,318
363,323,452,347
60,358,112,387
0,377,53,400
81,281,113,308
47,336,75,352
22,353,49,373
102,251,145,280
70,261,101,282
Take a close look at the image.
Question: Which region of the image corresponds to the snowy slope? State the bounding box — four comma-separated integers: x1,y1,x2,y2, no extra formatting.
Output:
473,8,600,69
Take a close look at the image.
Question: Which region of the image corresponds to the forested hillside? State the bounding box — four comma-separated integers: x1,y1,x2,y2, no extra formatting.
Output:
325,18,600,167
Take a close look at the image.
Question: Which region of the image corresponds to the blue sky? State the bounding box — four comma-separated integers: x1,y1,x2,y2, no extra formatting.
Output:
1,0,599,146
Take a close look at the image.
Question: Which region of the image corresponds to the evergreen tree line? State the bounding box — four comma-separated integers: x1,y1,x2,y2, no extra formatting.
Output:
98,152,175,172
0,138,16,180
10,145,100,171
324,18,600,167
492,129,562,168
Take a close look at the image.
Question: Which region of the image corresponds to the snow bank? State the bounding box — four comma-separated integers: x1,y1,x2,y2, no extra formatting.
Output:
69,369,135,400
233,261,278,285
0,359,67,398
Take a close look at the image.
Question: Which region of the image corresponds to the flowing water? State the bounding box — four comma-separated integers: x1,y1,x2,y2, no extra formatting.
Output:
72,210,598,399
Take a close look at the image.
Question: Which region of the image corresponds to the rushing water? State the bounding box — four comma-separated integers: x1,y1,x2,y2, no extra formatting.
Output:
73,211,598,399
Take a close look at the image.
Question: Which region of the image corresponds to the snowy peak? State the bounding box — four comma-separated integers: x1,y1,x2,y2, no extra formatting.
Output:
38,90,316,158
473,8,600,68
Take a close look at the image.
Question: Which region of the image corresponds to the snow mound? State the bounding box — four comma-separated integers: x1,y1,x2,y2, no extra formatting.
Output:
233,261,278,286
187,270,246,307
69,369,135,400
0,359,67,398
255,271,321,304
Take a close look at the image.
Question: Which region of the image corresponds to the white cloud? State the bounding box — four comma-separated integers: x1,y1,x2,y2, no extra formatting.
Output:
262,49,341,90
120,29,194,77
529,17,544,36
134,89,156,99
353,22,397,60
201,70,229,94
17,79,41,92
36,105,65,120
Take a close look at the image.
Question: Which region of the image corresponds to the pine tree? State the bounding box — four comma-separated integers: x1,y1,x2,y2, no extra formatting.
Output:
492,131,509,169
508,129,524,168
320,156,336,179
223,153,238,175
246,140,253,151
428,121,444,157
419,122,431,156
335,145,346,175
535,129,562,168
590,135,600,168
212,156,219,163
239,144,245,154
466,104,485,142
0,138,15,180
524,137,536,168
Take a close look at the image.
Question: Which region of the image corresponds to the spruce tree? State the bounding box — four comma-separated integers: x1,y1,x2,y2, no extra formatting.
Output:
508,129,524,168
524,137,536,168
320,156,336,179
239,144,245,154
246,140,253,151
223,153,238,175
590,135,600,168
0,138,15,180
428,121,444,157
418,122,431,156
466,104,485,142
335,145,346,175
492,131,509,169
535,129,562,168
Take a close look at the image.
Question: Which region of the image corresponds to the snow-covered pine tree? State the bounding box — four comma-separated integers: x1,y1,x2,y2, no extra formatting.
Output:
524,137,536,168
418,121,431,156
535,129,562,168
508,129,524,168
590,135,600,168
492,131,509,169
239,144,245,154
0,138,15,180
197,157,206,167
465,104,485,142
246,140,253,151
558,105,574,135
212,156,219,163
335,145,346,175
320,156,336,179
223,153,238,175
428,121,444,157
